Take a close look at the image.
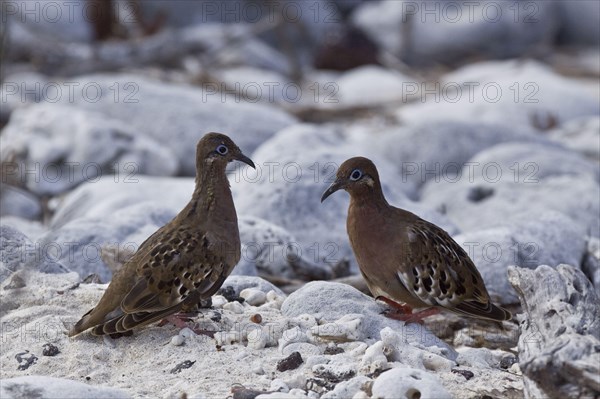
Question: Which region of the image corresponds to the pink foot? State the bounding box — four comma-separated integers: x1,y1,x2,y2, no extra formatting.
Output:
376,296,440,324
157,312,197,328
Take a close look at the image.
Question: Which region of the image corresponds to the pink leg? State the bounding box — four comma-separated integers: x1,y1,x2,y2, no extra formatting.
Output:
157,313,215,337
376,296,440,324
157,312,196,328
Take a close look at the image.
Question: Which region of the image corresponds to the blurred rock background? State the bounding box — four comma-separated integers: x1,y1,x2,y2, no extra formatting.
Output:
0,1,599,398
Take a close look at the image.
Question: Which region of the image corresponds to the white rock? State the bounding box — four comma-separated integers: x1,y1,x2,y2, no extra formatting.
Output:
214,331,240,346
358,120,545,198
270,378,290,393
279,326,312,353
333,65,416,108
211,295,228,308
170,335,185,346
281,281,457,360
353,1,558,66
0,225,68,283
240,288,267,306
321,376,372,399
252,364,265,375
247,327,269,350
222,275,285,296
404,60,599,127
223,301,245,314
312,363,357,382
305,355,330,369
0,376,130,399
238,216,299,278
311,314,363,342
58,74,296,175
549,116,600,162
371,368,451,399
0,186,42,220
0,103,177,196
256,393,299,399
360,341,389,374
178,328,196,339
422,171,599,237
291,314,318,330
288,389,308,397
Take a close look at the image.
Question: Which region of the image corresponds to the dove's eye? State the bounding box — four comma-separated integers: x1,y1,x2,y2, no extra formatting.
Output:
216,145,228,155
350,169,362,181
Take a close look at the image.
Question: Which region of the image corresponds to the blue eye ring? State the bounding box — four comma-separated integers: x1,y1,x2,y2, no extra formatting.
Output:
350,169,362,181
216,144,228,155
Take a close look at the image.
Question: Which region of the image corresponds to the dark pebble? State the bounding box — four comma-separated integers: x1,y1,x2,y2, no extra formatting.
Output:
276,351,303,372
323,345,344,355
500,355,518,369
42,343,60,357
217,286,245,303
170,360,196,374
15,350,37,371
209,310,222,322
451,368,475,380
82,274,102,284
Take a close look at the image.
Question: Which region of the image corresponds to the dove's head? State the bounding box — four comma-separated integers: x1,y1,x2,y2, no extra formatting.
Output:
321,157,382,202
196,132,255,170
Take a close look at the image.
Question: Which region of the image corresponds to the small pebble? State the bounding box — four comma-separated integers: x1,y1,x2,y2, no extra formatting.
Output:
277,351,303,372
451,368,475,380
15,351,37,371
217,286,244,303
170,335,185,346
312,363,356,382
42,343,60,357
179,328,196,339
289,388,307,396
211,295,227,308
270,378,289,392
247,328,268,350
324,344,344,355
223,301,245,314
509,362,522,375
240,288,267,306
252,364,265,375
209,310,222,322
500,355,518,369
250,314,263,324
170,360,195,374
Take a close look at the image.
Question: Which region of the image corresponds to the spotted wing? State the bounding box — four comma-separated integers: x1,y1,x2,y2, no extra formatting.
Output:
92,226,235,335
398,218,510,321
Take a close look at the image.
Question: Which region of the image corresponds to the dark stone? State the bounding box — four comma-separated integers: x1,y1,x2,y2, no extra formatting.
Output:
323,345,345,355
451,368,475,380
500,356,518,369
276,351,303,372
42,343,60,357
217,286,245,303
170,360,196,374
15,351,37,371
209,310,222,322
467,186,495,203
82,274,102,284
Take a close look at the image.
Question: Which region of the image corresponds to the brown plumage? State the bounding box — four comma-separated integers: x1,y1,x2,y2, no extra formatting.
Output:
69,133,255,337
321,157,511,323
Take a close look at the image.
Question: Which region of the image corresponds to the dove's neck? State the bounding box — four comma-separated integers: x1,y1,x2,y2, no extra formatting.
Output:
181,160,235,222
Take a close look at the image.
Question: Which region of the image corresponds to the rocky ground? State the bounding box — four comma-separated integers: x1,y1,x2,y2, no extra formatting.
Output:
1,1,599,398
